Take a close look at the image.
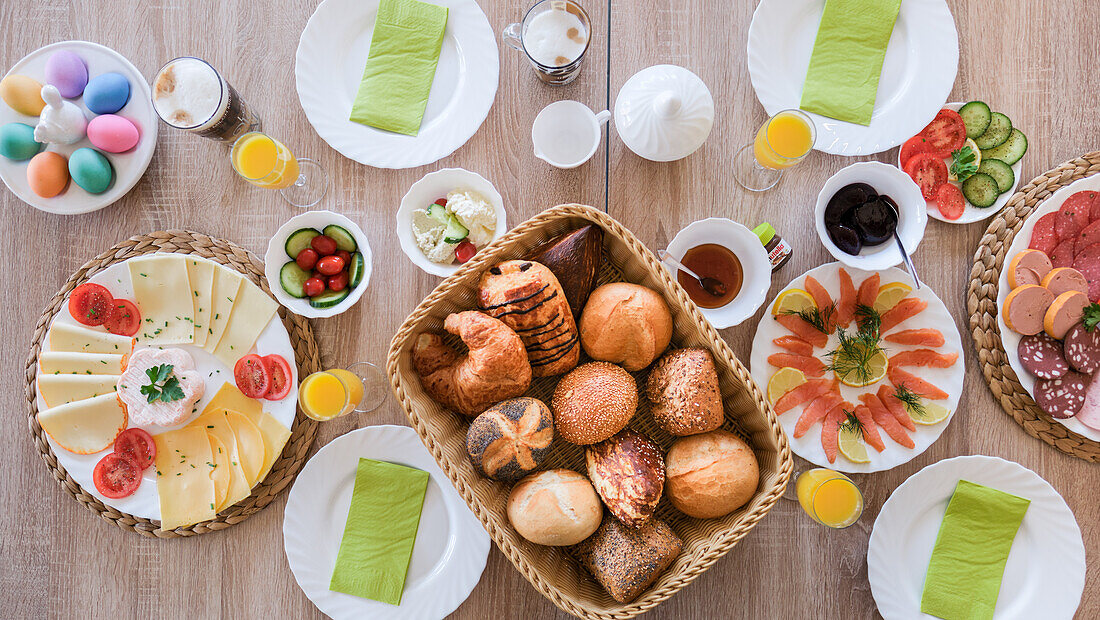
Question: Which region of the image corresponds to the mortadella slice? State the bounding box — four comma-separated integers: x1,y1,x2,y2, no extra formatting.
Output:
1002,284,1055,336
1077,377,1100,431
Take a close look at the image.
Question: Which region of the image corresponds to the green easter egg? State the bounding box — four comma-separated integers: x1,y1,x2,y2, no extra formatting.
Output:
68,147,114,194
0,122,43,161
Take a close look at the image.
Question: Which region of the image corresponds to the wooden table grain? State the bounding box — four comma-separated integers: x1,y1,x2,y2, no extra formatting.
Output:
1,1,1095,618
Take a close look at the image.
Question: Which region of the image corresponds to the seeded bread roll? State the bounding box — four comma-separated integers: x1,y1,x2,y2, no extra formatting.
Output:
466,397,554,483
646,348,724,436
552,362,637,445
572,516,682,603
579,283,673,372
507,469,603,546
665,430,759,519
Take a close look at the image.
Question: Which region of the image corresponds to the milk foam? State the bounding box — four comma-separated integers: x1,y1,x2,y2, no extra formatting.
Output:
153,58,225,129
524,9,587,67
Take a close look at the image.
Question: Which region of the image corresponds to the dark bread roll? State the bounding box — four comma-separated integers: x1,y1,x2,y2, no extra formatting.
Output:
585,429,664,527
525,225,604,319
646,348,724,436
466,397,554,482
572,516,682,603
552,362,637,445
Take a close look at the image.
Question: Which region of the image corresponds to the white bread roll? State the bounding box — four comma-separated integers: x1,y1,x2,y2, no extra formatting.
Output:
666,430,759,519
579,283,673,372
507,469,602,546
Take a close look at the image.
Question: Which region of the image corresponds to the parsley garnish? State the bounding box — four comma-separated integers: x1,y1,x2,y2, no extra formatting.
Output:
949,146,978,182
139,364,186,403
1083,303,1100,332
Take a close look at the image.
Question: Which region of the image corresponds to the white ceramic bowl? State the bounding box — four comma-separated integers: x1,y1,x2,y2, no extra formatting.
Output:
814,161,927,271
396,168,507,277
664,218,771,329
264,210,373,318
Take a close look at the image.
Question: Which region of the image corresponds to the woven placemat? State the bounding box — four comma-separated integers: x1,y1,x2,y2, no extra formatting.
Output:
24,230,323,537
967,152,1100,463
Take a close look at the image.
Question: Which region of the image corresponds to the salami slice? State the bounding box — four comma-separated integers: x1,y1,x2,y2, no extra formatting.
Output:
1050,242,1075,268
1033,371,1089,419
1090,191,1100,223
1074,219,1100,256
1064,322,1100,374
1055,192,1094,239
1028,212,1059,254
1072,243,1100,301
1018,333,1070,380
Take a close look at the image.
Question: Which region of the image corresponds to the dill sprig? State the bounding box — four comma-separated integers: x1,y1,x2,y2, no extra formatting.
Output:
839,410,864,433
854,303,881,337
893,384,926,417
781,303,837,335
826,320,885,385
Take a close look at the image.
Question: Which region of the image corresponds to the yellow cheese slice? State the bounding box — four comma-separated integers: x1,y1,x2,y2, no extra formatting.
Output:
202,383,291,484
203,382,263,419
49,322,133,354
224,410,266,486
153,426,216,530
39,351,126,375
203,267,245,353
188,411,251,508
253,413,291,482
128,254,194,345
185,258,216,348
37,373,120,407
207,433,230,511
210,278,279,369
37,392,126,455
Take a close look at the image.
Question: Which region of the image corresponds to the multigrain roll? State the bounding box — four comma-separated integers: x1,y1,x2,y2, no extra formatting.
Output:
646,348,724,436
579,283,673,371
466,397,554,483
552,362,637,445
665,430,759,519
507,469,603,546
572,516,682,603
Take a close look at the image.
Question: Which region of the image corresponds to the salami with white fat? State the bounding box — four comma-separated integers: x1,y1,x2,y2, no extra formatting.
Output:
1018,333,1070,380
1033,371,1089,419
1064,322,1100,374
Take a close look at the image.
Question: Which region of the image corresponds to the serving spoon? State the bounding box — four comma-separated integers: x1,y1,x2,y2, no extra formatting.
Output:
658,249,728,297
882,199,923,290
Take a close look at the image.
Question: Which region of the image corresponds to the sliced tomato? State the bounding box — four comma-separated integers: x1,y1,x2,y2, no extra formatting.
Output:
936,183,966,220
919,109,966,156
103,299,141,336
93,452,142,499
114,427,156,470
899,135,937,168
69,283,115,326
904,153,949,201
234,354,270,399
262,354,293,400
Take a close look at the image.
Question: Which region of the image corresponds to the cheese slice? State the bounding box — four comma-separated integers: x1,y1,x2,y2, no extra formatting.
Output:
185,258,216,348
153,426,216,530
207,433,230,511
203,383,291,484
203,267,245,353
210,278,278,369
224,410,266,486
37,392,126,455
203,382,263,419
128,254,194,345
39,351,126,375
188,411,251,508
38,374,120,407
253,413,291,482
49,323,134,354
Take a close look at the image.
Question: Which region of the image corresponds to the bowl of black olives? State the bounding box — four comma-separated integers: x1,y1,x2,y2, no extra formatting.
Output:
814,161,927,270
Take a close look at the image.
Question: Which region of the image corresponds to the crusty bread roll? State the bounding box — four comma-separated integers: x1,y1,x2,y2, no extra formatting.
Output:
466,397,554,483
646,348,724,436
552,362,637,445
507,469,602,546
586,429,664,527
572,516,682,603
665,430,759,519
579,283,673,372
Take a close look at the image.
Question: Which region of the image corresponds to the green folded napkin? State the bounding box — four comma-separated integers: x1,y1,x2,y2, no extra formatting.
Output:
800,0,902,125
920,480,1030,620
329,458,430,605
349,0,448,136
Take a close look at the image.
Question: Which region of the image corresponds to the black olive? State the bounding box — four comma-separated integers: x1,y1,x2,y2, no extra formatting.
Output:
825,183,878,226
852,197,899,246
827,223,863,255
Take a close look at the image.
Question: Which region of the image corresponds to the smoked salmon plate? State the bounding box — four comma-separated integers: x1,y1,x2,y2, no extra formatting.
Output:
750,262,965,473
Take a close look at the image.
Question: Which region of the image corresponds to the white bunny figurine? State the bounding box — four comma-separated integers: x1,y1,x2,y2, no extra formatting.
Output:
34,84,87,145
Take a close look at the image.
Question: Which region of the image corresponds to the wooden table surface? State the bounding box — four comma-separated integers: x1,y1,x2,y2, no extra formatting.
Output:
2,0,1096,617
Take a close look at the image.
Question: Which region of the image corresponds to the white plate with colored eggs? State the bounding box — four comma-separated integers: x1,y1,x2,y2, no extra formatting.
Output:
0,40,157,215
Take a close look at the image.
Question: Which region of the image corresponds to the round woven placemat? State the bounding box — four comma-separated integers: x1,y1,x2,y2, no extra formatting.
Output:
967,152,1100,463
24,230,323,537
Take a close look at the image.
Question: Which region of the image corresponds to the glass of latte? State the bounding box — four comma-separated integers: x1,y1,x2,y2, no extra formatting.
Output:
152,57,261,143
503,0,591,85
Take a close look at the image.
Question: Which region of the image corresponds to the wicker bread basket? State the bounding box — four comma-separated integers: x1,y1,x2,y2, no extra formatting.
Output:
386,204,792,618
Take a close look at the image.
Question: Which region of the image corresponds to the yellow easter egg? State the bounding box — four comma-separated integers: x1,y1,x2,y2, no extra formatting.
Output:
0,75,46,116
27,151,69,198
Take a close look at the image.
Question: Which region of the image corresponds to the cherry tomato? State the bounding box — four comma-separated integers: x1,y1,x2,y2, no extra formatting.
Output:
69,283,115,326
114,428,156,470
335,249,352,265
295,248,319,271
327,271,349,292
234,354,271,399
93,452,142,499
935,182,966,221
103,299,141,337
262,354,293,400
454,240,477,263
899,135,937,168
433,198,447,206
904,153,949,201
310,234,337,256
303,277,326,297
316,255,345,276
918,109,966,156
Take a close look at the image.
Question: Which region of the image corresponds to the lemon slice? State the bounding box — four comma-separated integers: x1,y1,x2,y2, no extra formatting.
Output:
907,400,951,425
838,423,870,463
947,138,982,182
767,367,807,404
837,349,889,388
873,282,913,315
772,288,816,316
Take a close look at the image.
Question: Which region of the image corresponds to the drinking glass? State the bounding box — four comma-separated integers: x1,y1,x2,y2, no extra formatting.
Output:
794,468,864,529
152,56,261,143
231,131,328,208
733,109,816,192
502,0,592,85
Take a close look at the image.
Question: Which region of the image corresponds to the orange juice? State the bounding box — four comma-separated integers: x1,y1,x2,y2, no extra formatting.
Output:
796,468,863,528
231,132,299,189
328,368,365,415
754,111,814,170
298,371,349,421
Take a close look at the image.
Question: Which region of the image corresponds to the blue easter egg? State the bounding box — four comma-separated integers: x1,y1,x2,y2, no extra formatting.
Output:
68,147,114,194
0,122,43,161
83,72,131,114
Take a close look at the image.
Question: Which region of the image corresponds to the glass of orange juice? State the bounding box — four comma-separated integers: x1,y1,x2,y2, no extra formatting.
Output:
795,468,863,528
297,363,387,421
231,131,328,208
733,109,816,192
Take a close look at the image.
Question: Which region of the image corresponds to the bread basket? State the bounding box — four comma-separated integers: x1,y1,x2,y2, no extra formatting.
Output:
386,204,792,618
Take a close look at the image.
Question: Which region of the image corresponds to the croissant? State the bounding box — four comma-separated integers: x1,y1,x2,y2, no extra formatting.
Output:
412,311,532,417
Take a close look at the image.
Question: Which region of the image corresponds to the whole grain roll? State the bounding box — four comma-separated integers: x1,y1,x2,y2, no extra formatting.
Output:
579,283,673,372
572,516,682,603
552,362,637,445
507,469,603,546
646,348,724,436
665,430,759,519
466,397,554,483
586,429,664,527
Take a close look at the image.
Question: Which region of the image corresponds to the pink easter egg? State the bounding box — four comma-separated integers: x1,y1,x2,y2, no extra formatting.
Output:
86,114,139,153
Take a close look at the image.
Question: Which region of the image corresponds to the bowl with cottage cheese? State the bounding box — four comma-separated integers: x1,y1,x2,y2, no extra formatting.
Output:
396,168,507,277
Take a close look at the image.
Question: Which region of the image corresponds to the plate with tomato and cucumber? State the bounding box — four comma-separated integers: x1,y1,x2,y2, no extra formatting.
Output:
898,102,1027,223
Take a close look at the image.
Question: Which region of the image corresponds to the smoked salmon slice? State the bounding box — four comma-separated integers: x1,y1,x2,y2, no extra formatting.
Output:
877,383,917,431
776,313,829,348
861,393,915,448
851,404,886,452
768,353,826,377
804,276,836,332
889,348,958,368
836,268,857,328
773,335,815,357
774,377,833,414
884,328,945,347
794,391,843,438
857,273,880,309
888,366,949,400
880,297,929,332
821,405,846,463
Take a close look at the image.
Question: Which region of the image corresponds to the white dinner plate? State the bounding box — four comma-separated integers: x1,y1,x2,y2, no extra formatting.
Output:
750,262,965,473
746,0,958,156
34,254,298,521
283,425,490,620
868,455,1085,619
996,174,1100,442
295,0,498,169
0,41,157,214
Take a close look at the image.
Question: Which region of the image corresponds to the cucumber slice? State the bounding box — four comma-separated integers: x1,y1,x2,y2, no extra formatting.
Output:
427,203,450,224
441,216,469,244
309,288,350,309
958,101,992,139
279,262,311,298
973,112,1012,150
322,224,357,252
285,228,320,259
962,173,1000,208
977,159,1015,193
981,129,1028,166
348,252,365,287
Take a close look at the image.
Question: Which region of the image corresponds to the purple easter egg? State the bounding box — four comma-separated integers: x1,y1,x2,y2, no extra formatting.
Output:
44,50,89,99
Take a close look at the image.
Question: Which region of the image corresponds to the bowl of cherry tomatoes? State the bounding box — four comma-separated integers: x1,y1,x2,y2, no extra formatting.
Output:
264,210,373,318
